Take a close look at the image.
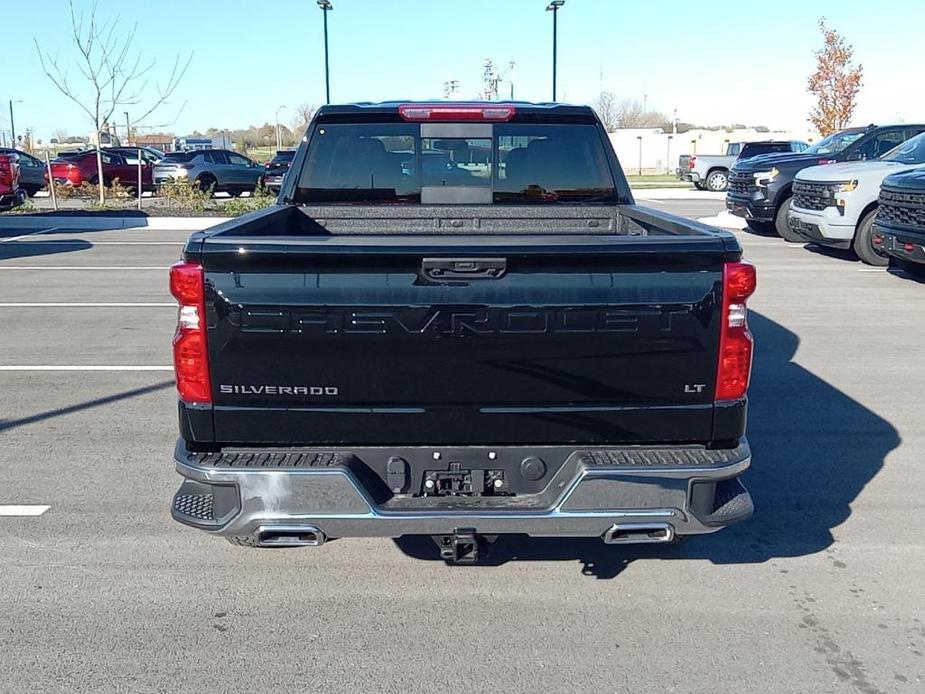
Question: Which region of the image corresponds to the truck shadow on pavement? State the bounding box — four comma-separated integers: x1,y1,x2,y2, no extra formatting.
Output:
0,381,174,433
395,311,899,578
802,243,860,263
0,239,93,260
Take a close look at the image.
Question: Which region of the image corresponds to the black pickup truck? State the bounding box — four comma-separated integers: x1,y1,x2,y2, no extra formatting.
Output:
170,102,757,562
874,167,925,278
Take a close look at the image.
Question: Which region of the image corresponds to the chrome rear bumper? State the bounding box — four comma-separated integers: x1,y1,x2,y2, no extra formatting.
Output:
172,440,753,543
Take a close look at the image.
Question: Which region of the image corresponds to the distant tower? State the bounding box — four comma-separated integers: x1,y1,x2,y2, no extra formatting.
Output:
481,59,500,101
480,59,514,101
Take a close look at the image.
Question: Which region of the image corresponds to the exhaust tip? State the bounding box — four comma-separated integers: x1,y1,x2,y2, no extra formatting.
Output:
602,522,674,545
255,525,326,548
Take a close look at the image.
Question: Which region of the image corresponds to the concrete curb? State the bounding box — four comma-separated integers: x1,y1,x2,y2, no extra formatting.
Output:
0,216,231,231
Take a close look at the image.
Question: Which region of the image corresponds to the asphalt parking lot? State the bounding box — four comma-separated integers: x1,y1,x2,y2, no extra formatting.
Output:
1,197,923,693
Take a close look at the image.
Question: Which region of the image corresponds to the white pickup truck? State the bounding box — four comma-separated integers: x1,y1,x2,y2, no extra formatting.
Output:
789,131,925,265
678,140,808,192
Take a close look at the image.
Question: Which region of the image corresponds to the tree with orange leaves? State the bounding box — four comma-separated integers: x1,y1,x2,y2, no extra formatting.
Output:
808,19,864,136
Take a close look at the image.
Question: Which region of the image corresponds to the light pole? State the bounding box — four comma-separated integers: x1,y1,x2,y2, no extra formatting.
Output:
546,1,564,101
9,99,22,148
124,111,131,145
275,104,287,151
317,0,333,104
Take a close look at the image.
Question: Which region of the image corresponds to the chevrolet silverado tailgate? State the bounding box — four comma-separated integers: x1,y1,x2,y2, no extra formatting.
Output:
195,229,732,446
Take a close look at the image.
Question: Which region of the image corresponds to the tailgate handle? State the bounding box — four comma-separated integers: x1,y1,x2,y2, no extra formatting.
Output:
422,257,507,280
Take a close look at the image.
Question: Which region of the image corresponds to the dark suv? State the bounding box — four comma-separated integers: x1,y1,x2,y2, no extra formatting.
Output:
727,124,925,241
873,167,925,278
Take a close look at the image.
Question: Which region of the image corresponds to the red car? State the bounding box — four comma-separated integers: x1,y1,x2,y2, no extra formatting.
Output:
0,152,25,211
48,149,153,191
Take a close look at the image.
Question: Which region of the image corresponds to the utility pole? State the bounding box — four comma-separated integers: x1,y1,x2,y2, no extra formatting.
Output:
546,1,564,101
9,100,19,148
317,1,333,104
124,111,131,145
501,60,515,101
275,105,287,151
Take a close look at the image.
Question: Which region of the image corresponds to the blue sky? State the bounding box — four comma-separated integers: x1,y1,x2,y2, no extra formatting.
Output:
1,0,921,140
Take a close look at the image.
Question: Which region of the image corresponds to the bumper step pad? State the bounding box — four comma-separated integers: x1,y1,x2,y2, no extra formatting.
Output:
173,493,214,521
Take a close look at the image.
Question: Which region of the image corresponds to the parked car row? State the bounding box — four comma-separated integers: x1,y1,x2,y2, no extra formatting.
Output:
677,140,809,192
725,123,925,278
0,144,296,210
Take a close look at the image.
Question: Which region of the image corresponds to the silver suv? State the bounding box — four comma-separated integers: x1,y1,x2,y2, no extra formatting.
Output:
153,149,263,196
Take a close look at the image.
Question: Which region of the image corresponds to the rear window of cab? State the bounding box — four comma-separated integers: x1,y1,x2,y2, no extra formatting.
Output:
293,122,617,205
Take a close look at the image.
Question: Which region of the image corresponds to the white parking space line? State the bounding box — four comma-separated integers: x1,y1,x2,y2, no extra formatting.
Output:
746,265,867,272
0,505,50,516
858,267,888,272
0,303,175,307
8,241,184,246
0,366,172,371
0,227,59,243
0,266,170,270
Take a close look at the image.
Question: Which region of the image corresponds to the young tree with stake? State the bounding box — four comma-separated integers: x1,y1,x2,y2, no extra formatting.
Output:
35,1,192,203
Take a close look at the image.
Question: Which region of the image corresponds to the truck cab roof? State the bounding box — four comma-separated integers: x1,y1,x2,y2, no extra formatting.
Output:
314,101,599,121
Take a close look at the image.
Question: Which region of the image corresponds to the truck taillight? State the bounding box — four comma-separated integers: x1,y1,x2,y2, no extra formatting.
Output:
688,156,696,170
170,261,212,404
715,261,757,401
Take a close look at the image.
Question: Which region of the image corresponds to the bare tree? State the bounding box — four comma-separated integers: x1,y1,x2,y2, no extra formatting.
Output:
290,103,317,139
593,91,618,132
614,98,667,129
35,1,192,202
616,98,645,128
807,19,863,136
